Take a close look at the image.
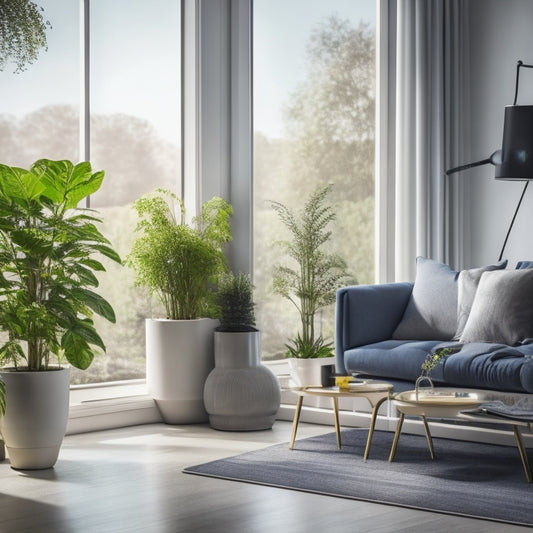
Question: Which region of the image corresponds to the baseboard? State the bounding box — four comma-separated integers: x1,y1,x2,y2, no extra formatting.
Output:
66,395,162,435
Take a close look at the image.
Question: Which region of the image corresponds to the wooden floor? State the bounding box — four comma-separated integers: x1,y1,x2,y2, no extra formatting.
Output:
0,421,530,533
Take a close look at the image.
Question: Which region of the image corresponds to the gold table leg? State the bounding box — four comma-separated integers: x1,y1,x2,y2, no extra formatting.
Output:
332,397,342,449
513,425,532,483
389,412,405,462
421,416,435,459
289,395,304,450
364,396,388,461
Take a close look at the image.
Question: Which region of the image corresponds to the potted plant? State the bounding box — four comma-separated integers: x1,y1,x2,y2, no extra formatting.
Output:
126,188,232,424
203,272,280,430
416,346,458,399
0,159,121,469
270,184,354,387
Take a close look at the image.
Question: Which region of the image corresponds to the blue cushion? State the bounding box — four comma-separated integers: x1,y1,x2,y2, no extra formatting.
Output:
343,340,449,382
442,343,532,392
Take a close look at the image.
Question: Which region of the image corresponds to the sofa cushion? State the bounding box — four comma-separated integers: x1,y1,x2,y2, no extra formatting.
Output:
343,339,448,382
442,342,532,392
392,257,508,342
392,257,459,341
454,260,508,339
459,268,533,346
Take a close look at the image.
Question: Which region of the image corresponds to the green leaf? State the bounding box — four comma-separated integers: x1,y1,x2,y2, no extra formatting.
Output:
61,330,94,370
0,164,45,202
65,319,106,352
70,287,116,323
92,244,122,264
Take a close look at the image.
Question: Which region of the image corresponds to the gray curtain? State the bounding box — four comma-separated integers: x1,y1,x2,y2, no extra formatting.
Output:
377,0,469,282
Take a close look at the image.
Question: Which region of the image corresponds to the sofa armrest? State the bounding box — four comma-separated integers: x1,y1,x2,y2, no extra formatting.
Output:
335,282,413,374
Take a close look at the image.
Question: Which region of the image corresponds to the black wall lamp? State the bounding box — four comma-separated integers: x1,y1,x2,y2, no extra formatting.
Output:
447,60,533,261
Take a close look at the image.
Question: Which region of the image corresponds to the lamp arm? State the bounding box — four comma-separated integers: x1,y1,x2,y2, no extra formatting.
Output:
513,60,533,106
445,157,493,175
498,181,530,261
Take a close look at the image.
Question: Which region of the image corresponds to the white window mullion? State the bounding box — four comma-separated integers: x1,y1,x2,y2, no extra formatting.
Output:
80,0,90,209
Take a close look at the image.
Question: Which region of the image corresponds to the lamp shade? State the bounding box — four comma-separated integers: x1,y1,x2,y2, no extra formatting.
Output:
494,105,533,181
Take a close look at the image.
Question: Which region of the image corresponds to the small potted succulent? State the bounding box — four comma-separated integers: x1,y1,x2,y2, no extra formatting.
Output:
203,272,280,431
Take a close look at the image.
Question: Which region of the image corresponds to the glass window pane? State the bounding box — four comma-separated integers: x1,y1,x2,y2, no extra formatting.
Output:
0,0,79,166
71,0,181,384
253,0,376,360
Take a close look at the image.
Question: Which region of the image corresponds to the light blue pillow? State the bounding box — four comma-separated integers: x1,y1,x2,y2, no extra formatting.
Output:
392,257,459,341
392,257,508,341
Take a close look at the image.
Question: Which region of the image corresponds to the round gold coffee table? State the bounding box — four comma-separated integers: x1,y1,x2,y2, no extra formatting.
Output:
390,388,483,461
390,388,533,482
289,381,393,461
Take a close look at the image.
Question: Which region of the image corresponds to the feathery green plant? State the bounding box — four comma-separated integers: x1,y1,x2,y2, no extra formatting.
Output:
270,184,354,358
127,189,233,320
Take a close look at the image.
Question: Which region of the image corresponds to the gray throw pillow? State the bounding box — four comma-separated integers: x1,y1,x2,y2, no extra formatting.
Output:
459,268,533,345
392,257,459,341
454,260,508,339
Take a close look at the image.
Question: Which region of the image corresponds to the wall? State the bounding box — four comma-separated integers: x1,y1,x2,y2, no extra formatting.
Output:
467,0,533,268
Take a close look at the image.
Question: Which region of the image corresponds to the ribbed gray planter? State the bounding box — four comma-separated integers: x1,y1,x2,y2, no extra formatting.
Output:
203,331,281,431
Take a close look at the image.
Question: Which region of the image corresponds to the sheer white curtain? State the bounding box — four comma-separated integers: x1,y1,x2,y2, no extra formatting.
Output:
376,0,469,282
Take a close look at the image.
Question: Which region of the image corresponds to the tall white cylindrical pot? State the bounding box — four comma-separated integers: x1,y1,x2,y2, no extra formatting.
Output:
146,318,217,424
203,331,281,431
0,366,70,470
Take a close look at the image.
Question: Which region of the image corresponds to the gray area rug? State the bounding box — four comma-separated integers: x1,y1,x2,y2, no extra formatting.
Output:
184,428,533,526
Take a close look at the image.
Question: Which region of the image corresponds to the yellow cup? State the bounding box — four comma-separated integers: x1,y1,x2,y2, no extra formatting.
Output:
335,376,351,389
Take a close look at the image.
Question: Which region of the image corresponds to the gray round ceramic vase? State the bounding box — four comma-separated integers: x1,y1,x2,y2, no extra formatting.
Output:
203,331,281,431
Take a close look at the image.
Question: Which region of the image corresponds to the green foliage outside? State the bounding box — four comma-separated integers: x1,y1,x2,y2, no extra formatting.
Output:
214,272,257,332
0,159,121,410
126,189,233,320
254,15,375,359
270,184,355,358
0,0,50,73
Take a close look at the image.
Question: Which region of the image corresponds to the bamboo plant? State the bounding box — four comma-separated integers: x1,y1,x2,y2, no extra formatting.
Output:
270,184,354,359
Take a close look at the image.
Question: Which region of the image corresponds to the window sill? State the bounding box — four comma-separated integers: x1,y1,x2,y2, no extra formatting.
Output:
65,360,289,435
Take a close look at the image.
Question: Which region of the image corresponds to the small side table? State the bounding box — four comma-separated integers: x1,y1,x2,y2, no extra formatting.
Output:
289,382,393,461
390,389,533,483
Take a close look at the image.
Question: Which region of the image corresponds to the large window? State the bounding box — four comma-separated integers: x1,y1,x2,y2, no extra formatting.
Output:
0,0,181,385
253,0,376,359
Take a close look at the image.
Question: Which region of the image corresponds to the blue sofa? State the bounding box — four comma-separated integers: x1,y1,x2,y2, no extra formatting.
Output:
335,258,533,394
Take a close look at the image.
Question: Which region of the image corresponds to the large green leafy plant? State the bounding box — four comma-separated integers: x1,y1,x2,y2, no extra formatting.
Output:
270,184,354,359
127,189,233,320
0,159,121,408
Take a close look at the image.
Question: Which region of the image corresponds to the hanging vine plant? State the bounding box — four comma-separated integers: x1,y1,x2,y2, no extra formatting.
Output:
0,0,50,73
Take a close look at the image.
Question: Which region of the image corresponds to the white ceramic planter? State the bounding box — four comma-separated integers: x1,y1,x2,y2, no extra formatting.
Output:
288,356,336,387
203,331,281,431
146,318,217,424
0,366,70,470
